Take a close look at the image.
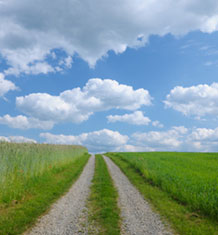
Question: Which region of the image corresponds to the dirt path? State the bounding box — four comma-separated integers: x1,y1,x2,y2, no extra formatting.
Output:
103,156,172,235
25,155,95,235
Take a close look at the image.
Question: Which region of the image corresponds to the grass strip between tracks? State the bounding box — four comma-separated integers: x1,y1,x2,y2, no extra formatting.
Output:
0,153,90,235
88,154,120,235
107,153,218,235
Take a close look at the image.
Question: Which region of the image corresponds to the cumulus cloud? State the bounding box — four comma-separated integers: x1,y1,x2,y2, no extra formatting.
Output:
42,127,187,152
1,0,218,75
152,120,164,128
5,61,55,76
186,127,218,151
58,56,73,69
164,83,218,118
107,111,151,125
132,126,188,151
0,73,17,96
115,144,154,152
131,125,218,152
16,78,152,124
41,125,218,152
40,129,128,153
189,127,216,141
2,124,218,152
0,114,54,130
39,125,218,152
0,135,36,143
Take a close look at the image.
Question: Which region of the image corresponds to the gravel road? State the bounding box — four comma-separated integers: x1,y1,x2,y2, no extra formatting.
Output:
25,155,95,235
103,156,173,235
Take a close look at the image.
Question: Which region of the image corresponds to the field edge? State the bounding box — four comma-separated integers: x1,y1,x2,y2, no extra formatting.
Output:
0,152,90,235
106,152,218,235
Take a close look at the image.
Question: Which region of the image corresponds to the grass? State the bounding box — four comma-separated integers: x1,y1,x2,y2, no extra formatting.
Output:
107,152,218,235
88,154,120,235
0,142,89,235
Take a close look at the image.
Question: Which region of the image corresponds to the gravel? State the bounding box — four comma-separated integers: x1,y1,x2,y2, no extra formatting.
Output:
103,156,173,235
25,155,95,235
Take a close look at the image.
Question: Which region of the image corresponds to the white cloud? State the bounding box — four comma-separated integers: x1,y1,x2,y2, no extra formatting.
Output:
152,120,164,128
186,127,218,151
1,0,218,75
164,83,218,118
132,126,188,151
0,135,36,143
59,56,73,69
131,125,218,152
42,125,218,153
40,129,128,153
130,126,218,152
16,78,152,124
189,128,216,141
115,144,154,152
107,111,151,125
40,133,79,145
0,73,17,96
2,124,218,152
5,61,55,76
0,114,54,130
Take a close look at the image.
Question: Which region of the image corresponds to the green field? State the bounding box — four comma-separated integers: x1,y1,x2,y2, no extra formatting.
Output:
2,146,218,235
0,142,89,235
107,152,218,234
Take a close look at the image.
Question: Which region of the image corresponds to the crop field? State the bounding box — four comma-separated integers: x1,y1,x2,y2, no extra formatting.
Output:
107,152,218,234
0,142,87,204
108,152,218,220
0,142,89,234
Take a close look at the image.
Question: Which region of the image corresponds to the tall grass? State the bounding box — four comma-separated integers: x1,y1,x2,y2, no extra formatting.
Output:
0,142,87,204
109,152,218,220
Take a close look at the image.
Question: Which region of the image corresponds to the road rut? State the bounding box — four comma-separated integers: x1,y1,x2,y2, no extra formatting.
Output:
103,155,172,235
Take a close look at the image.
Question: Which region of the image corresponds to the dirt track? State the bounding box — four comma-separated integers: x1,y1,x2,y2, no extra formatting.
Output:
104,155,172,235
25,154,172,235
25,155,95,235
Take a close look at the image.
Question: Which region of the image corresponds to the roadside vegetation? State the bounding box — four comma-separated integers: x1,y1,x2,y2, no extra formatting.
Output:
0,142,89,235
107,152,218,235
88,154,120,235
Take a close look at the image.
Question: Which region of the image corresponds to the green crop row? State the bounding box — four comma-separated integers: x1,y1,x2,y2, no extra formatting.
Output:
108,152,218,220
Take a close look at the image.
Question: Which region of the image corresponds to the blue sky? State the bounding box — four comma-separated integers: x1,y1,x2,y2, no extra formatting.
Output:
1,0,218,152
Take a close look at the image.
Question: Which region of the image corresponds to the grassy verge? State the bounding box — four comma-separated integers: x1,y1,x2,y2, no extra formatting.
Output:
107,153,218,235
88,154,120,235
0,149,89,235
